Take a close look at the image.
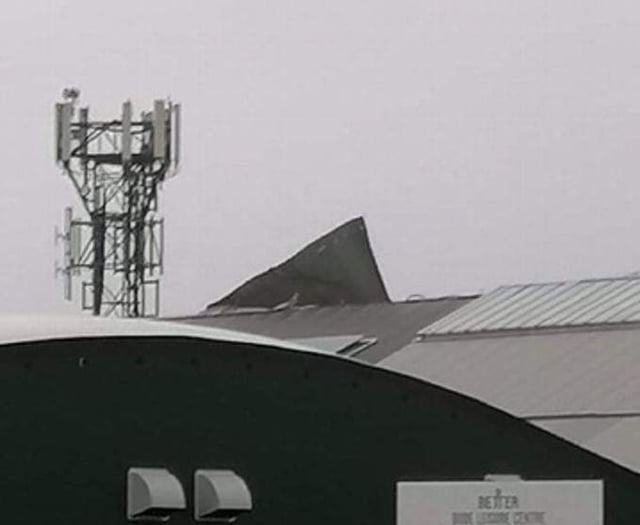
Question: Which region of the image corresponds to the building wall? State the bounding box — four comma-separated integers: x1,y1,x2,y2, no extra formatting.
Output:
0,336,638,524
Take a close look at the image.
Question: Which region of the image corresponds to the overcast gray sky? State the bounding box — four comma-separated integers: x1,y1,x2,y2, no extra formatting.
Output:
1,0,640,316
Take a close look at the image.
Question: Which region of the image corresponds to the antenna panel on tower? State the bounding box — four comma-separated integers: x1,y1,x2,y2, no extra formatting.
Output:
70,223,81,267
153,100,166,160
63,206,73,301
122,101,132,161
78,107,89,158
172,103,181,168
55,103,73,163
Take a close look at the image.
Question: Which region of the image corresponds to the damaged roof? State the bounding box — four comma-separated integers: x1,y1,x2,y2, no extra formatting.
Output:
207,217,390,310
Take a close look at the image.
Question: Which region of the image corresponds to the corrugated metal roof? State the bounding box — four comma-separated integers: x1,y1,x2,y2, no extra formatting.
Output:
381,327,640,472
422,276,640,335
170,297,474,363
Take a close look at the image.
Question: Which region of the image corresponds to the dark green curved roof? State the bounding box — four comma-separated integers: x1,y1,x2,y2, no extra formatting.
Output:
1,334,639,524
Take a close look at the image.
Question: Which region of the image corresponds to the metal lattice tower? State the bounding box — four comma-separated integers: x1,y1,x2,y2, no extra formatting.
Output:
54,90,180,317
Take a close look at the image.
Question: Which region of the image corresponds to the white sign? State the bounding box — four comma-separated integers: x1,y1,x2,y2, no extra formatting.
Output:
397,480,602,525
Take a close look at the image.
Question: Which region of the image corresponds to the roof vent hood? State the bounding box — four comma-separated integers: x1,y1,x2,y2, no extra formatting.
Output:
127,468,186,521
194,470,252,522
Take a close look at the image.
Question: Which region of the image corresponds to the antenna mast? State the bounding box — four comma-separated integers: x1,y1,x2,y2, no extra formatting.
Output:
54,89,181,317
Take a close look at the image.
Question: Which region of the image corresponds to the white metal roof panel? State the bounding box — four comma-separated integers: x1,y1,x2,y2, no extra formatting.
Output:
422,276,640,335
531,417,619,446
382,328,640,417
577,417,640,473
534,417,640,473
382,327,640,472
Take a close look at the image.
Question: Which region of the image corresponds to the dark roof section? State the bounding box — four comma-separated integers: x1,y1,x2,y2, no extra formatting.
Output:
172,297,475,363
207,217,390,310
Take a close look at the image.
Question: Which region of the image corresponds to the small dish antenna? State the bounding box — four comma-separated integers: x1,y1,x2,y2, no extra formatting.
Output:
62,87,81,103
